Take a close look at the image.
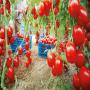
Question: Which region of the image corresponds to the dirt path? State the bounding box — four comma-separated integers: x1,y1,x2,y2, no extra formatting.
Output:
14,36,76,90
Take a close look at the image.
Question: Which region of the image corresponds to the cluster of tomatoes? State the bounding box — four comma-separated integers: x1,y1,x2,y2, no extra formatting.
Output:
67,0,90,90
73,66,90,90
47,52,63,76
40,35,57,45
17,35,32,68
31,0,60,19
6,35,32,82
0,25,14,56
0,0,11,15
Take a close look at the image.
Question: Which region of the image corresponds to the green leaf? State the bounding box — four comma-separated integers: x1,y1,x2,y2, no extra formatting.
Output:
65,84,71,90
61,85,67,90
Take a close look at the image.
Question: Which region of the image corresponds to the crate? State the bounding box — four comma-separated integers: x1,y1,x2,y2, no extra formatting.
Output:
10,35,32,53
38,41,55,58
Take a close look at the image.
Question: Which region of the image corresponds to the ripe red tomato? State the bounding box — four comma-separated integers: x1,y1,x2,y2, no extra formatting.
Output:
6,57,12,68
0,0,3,4
33,14,38,19
79,67,90,89
31,6,38,19
26,50,31,58
0,38,5,46
86,20,90,32
25,42,29,50
56,0,60,6
31,7,36,15
38,2,45,17
75,51,85,68
7,26,13,38
87,33,90,41
0,46,2,55
73,73,80,89
17,32,24,38
59,42,65,51
83,38,88,46
77,6,89,26
25,35,29,42
47,53,56,68
0,6,4,15
68,0,80,17
18,46,23,55
56,19,60,28
43,0,52,11
9,36,15,44
14,57,19,68
54,6,59,16
52,56,63,76
65,42,77,64
8,49,12,56
0,27,5,39
28,57,32,65
5,0,11,11
7,67,14,82
25,58,32,68
73,25,85,46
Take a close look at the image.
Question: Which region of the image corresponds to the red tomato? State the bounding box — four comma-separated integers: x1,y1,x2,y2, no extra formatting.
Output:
0,0,3,4
77,6,89,26
52,56,63,76
43,0,52,16
26,50,31,58
28,57,32,65
56,19,60,28
25,58,32,68
25,42,29,50
65,42,77,64
79,67,90,89
5,0,11,11
7,26,13,38
25,35,29,42
38,2,45,17
86,20,90,32
6,57,12,68
0,46,2,55
58,48,63,54
0,27,5,39
59,42,65,51
83,38,88,46
54,6,59,16
7,67,14,82
43,0,52,11
73,73,80,89
56,0,60,6
14,57,19,68
73,25,85,46
75,51,85,68
47,53,56,68
33,14,38,19
31,6,38,19
0,6,4,15
0,38,5,46
87,33,90,41
9,36,15,44
18,46,23,55
17,32,24,38
68,0,80,17
31,7,36,15
8,49,12,56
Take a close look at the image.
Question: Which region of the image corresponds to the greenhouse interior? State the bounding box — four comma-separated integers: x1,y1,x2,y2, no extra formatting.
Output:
0,0,90,90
